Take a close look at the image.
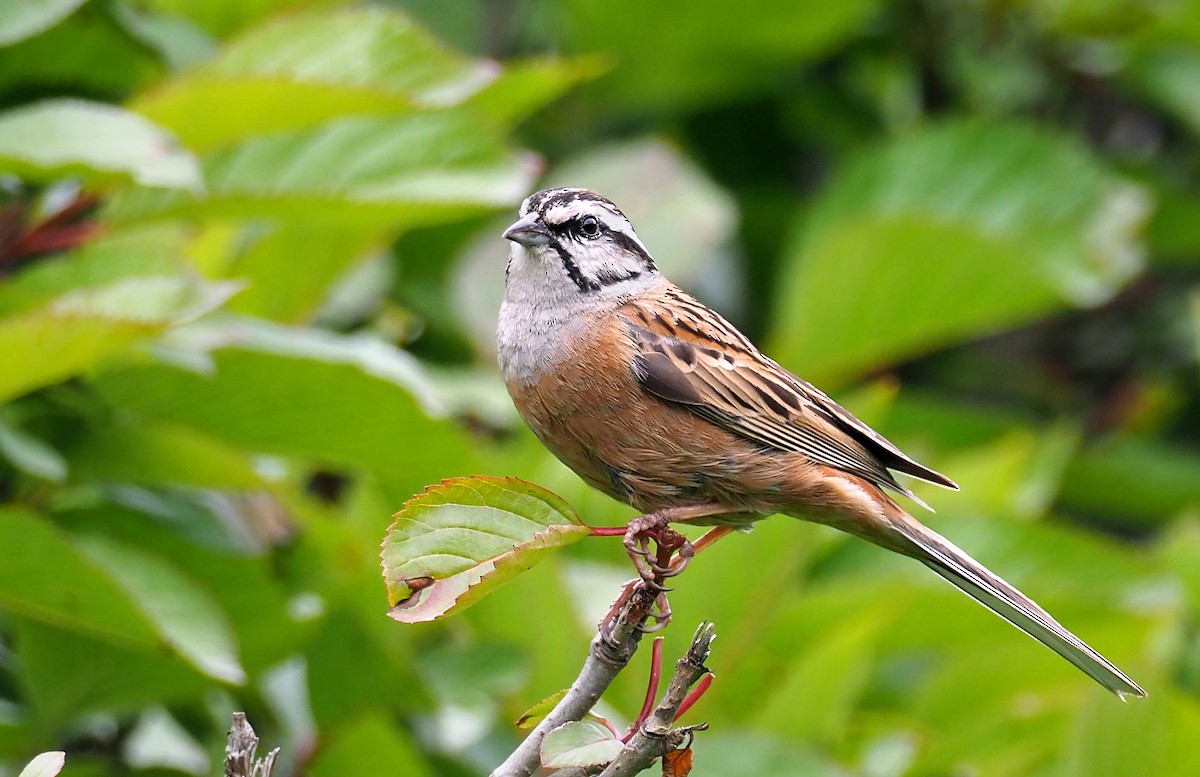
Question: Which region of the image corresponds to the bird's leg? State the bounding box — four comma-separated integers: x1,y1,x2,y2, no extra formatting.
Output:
623,504,727,587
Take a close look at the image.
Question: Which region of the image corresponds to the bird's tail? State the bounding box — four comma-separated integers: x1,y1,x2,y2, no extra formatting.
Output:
880,504,1145,699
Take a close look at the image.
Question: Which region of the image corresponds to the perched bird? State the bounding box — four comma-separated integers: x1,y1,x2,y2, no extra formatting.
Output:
497,186,1145,699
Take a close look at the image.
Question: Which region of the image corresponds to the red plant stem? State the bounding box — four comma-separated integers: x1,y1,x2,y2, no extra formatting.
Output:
623,637,664,742
673,673,713,721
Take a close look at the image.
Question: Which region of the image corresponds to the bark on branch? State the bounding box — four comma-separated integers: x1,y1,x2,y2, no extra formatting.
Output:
490,580,661,777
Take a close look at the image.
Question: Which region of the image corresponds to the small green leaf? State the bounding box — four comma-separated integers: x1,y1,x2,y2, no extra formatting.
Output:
0,99,201,190
516,689,569,729
16,751,65,777
540,719,623,770
381,477,590,623
0,0,85,45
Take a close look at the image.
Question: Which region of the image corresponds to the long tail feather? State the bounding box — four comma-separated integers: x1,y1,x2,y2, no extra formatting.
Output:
886,510,1145,699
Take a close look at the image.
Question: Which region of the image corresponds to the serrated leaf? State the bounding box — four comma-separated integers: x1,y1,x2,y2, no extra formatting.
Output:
540,719,623,769
16,751,65,777
73,534,245,683
0,99,201,190
382,477,590,623
0,0,85,45
110,112,537,228
771,119,1148,383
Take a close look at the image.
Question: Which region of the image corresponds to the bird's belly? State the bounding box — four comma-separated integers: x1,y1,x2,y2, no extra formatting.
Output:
504,334,792,514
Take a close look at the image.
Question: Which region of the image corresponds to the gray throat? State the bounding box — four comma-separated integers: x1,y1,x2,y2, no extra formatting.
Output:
496,246,659,386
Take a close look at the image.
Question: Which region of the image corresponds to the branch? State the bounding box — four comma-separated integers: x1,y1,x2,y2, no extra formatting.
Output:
225,713,280,777
490,580,661,777
597,623,715,777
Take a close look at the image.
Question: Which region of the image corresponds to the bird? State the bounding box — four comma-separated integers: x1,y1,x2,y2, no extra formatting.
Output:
496,186,1145,700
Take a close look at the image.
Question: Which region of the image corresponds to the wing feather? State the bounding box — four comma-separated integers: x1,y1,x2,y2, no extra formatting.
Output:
624,291,956,505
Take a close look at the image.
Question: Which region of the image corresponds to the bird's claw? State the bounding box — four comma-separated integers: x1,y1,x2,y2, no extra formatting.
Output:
637,590,674,632
623,511,695,590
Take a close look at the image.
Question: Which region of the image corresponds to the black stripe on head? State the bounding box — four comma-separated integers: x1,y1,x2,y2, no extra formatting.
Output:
609,230,656,272
546,235,601,293
528,188,623,218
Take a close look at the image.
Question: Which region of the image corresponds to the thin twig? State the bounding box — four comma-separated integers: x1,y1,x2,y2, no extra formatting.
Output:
225,713,279,777
490,581,660,777
596,623,716,777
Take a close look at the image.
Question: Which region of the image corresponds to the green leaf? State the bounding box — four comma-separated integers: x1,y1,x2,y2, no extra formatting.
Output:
0,275,240,404
1129,47,1200,137
466,56,603,126
751,609,888,743
381,477,590,623
0,7,162,99
110,111,536,228
0,224,191,317
72,534,245,683
690,732,846,777
0,99,201,190
559,0,878,111
17,619,209,725
16,751,65,777
770,119,1149,383
88,318,471,486
137,0,342,38
0,508,161,651
1064,688,1200,777
307,714,435,777
1058,438,1200,528
0,414,67,481
0,0,85,45
222,222,383,323
540,719,623,770
134,7,497,152
68,419,263,489
516,689,569,729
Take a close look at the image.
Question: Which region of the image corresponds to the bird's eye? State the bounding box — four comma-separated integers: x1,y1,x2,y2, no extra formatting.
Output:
579,216,601,238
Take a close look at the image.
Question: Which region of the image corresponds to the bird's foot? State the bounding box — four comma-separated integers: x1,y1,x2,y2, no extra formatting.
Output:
624,510,694,590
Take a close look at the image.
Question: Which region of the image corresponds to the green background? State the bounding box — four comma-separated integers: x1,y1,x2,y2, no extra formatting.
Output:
1,0,1199,774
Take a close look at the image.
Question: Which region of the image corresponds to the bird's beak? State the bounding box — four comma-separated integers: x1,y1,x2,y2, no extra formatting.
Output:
502,213,550,247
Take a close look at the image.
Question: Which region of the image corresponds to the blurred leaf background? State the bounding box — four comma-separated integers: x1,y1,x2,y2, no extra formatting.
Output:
1,0,1198,775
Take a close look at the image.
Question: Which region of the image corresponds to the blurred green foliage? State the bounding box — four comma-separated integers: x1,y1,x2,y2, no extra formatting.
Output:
0,0,1198,775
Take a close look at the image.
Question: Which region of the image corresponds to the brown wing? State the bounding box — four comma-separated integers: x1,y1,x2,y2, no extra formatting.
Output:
622,288,957,506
